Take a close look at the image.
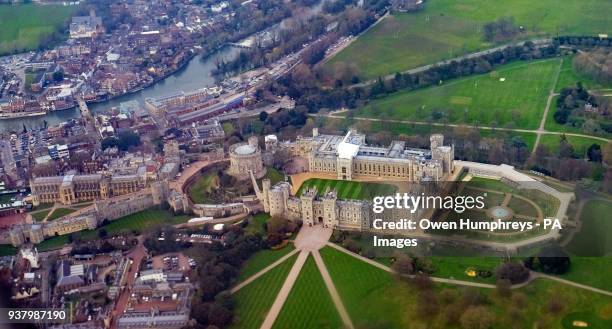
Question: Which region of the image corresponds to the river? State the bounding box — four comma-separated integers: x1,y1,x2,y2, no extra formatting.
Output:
0,1,325,131
0,46,241,131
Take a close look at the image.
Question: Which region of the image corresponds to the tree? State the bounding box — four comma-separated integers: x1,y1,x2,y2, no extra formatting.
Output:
496,262,529,284
259,111,269,122
495,279,512,298
460,306,495,329
587,143,602,162
525,246,571,274
392,254,414,276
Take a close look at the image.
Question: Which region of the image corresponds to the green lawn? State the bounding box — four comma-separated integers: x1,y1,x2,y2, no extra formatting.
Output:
429,257,502,284
231,254,298,329
47,208,76,221
245,213,270,236
36,234,70,252
188,172,219,204
321,246,612,328
263,167,285,185
356,59,559,129
328,0,612,79
555,55,610,93
237,245,296,282
296,178,397,201
33,209,189,251
0,4,77,55
0,245,17,256
272,255,342,329
558,257,612,291
539,134,608,156
31,208,51,222
566,199,612,257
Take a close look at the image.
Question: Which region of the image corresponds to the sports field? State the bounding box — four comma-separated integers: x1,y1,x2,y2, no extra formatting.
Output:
0,4,77,55
272,255,342,329
296,178,397,201
356,59,559,129
231,254,297,329
328,0,612,79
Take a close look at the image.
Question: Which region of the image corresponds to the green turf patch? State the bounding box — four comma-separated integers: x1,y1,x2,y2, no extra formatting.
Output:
327,0,612,79
0,245,17,256
555,55,610,93
558,257,612,291
539,134,608,156
245,213,270,236
79,209,189,240
47,208,76,221
272,255,343,329
36,234,70,252
31,208,51,222
322,245,612,328
356,59,559,129
296,178,397,201
0,4,77,55
566,199,612,256
237,245,296,282
188,172,219,204
231,253,298,329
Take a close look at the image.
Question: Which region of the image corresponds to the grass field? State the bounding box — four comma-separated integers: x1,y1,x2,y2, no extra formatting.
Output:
355,59,559,129
262,167,285,186
321,246,612,328
188,172,219,204
272,255,342,329
244,213,270,236
539,134,608,156
555,56,610,93
34,209,189,251
231,254,297,329
296,178,397,201
47,208,76,221
0,4,77,55
558,257,612,291
0,245,17,256
566,199,612,257
31,208,51,222
328,0,612,79
36,234,70,252
237,245,295,282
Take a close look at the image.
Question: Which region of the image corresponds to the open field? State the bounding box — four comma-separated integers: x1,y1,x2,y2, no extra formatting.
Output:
539,134,608,155
188,172,219,204
231,254,297,329
566,199,612,257
555,56,610,93
429,257,502,284
327,0,612,79
321,246,612,328
272,255,342,329
558,257,612,291
0,4,77,55
237,244,295,282
296,178,397,201
355,59,559,129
